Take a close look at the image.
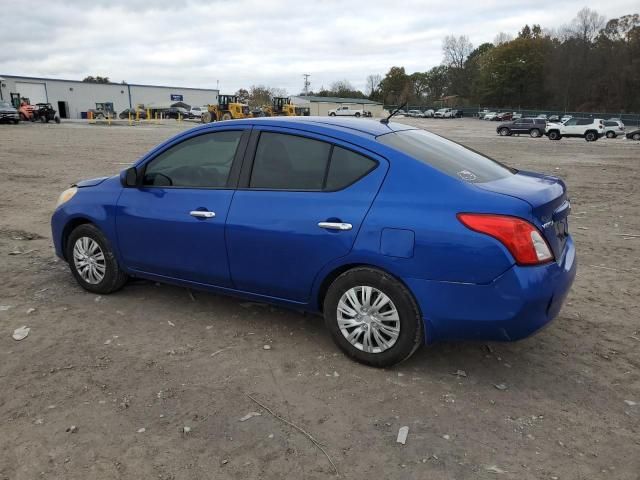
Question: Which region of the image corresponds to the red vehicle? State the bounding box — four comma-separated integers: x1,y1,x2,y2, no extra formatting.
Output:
494,112,513,122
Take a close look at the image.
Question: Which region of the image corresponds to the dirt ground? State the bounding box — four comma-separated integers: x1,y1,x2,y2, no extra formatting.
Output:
1,117,638,480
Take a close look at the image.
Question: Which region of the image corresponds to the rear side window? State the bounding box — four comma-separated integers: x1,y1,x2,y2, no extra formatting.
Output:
604,121,616,127
325,147,376,190
143,131,242,188
250,132,331,190
377,129,513,183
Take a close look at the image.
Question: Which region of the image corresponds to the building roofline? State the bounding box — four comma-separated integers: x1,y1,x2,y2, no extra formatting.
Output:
0,74,219,92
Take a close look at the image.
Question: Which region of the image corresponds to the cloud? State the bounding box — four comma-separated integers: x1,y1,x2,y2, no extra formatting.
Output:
1,0,637,94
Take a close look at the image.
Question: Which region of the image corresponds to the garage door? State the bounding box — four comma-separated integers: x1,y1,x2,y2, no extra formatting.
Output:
15,82,47,104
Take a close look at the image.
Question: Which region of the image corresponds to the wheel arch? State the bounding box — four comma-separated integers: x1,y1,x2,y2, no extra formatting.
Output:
315,262,421,316
61,217,94,261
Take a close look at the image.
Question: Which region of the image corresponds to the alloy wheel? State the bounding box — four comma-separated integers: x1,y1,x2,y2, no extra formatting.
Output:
72,236,106,284
337,286,400,354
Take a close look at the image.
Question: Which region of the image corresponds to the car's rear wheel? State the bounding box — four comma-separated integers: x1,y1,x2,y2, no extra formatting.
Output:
499,127,510,136
66,224,128,294
606,131,615,138
529,128,541,138
329,112,336,116
633,133,640,141
355,112,361,118
323,267,424,367
585,131,597,142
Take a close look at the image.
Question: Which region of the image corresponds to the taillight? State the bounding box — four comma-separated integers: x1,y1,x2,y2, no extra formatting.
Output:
457,213,554,265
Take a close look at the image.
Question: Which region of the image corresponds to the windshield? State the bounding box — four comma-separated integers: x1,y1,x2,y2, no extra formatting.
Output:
378,129,514,183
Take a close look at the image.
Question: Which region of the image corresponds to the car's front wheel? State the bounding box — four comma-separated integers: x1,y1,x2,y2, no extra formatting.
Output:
66,224,128,294
633,133,640,141
324,267,424,367
499,127,510,136
548,130,561,140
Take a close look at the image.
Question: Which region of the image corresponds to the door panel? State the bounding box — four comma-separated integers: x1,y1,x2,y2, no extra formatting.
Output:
117,188,234,285
115,129,248,286
226,130,388,302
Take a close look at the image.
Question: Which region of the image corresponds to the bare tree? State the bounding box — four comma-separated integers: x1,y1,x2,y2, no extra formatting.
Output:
365,74,382,96
493,32,513,45
442,35,473,69
566,7,606,42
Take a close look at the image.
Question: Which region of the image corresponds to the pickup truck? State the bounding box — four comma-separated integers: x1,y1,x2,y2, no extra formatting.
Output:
328,105,371,117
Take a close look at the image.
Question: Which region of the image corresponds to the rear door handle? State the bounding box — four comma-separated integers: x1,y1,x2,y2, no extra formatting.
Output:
318,222,352,231
190,210,215,218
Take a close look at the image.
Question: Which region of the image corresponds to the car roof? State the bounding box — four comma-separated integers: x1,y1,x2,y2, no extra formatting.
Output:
196,116,414,137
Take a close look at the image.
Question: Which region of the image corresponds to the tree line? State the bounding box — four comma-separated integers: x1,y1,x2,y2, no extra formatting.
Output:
307,8,640,112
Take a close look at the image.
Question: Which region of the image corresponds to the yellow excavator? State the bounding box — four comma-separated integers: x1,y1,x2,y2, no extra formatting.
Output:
202,95,250,122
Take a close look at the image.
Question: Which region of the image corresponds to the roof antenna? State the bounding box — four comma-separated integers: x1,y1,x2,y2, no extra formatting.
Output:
380,101,407,124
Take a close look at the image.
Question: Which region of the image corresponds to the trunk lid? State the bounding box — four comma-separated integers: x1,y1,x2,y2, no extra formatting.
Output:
477,171,570,259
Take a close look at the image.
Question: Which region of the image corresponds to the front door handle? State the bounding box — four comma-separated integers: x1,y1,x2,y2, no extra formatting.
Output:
318,221,352,231
190,210,215,218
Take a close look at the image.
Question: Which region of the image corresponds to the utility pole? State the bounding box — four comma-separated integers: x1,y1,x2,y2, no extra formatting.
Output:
302,74,310,96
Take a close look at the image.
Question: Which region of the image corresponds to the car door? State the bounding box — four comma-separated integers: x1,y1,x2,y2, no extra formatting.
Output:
561,118,578,135
116,128,249,286
225,128,388,302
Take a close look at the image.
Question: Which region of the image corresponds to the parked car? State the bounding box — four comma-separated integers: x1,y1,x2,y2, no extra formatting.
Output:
329,105,368,117
51,117,576,367
423,109,435,118
561,115,572,123
625,129,640,141
483,112,498,121
478,109,490,119
512,113,523,120
536,114,548,120
434,108,453,118
546,118,604,141
164,107,191,119
119,108,148,120
0,101,20,124
603,120,625,138
453,109,463,118
548,115,560,122
407,109,425,118
494,112,513,122
190,106,207,118
496,118,547,138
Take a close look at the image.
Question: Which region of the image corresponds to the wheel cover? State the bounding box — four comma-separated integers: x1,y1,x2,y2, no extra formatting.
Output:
72,237,106,284
337,286,400,354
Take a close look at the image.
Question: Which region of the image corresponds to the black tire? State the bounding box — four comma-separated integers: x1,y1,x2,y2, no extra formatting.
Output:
633,133,640,141
355,112,361,118
585,131,597,142
54,116,61,124
13,119,19,124
498,127,510,136
606,131,615,138
329,112,336,116
529,128,541,138
548,130,561,140
222,112,232,121
323,267,424,367
65,224,128,294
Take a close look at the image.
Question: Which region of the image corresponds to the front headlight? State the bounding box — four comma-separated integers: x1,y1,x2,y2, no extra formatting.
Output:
56,187,77,208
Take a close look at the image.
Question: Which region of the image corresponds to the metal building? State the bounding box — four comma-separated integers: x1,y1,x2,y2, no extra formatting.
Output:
0,74,218,119
290,95,384,117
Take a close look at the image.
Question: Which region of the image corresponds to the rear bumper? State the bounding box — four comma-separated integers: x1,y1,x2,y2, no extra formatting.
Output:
407,236,577,343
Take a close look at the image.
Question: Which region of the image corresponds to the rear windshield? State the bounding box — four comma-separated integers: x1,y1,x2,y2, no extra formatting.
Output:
377,129,514,183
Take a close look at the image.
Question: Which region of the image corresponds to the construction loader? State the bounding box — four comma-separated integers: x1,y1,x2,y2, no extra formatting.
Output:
201,95,250,122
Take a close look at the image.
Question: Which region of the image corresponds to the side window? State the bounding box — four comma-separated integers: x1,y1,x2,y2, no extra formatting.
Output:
250,132,331,190
523,119,533,125
325,147,377,190
143,131,242,188
564,119,578,126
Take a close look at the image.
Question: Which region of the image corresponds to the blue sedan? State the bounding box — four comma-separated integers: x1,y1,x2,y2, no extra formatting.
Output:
51,117,576,366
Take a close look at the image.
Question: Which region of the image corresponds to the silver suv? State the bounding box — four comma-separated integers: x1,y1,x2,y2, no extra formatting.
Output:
603,120,625,138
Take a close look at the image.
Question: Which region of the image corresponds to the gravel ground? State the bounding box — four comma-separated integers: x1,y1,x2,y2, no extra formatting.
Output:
0,118,638,480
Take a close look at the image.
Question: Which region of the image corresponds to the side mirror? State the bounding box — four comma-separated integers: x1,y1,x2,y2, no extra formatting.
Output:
123,167,139,187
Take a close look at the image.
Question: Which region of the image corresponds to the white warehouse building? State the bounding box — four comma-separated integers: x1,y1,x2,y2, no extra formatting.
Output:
0,74,218,119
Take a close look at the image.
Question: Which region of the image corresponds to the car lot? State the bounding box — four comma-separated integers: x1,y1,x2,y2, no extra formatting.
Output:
1,118,638,479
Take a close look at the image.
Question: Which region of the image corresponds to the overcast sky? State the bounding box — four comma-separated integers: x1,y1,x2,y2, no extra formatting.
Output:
1,0,637,95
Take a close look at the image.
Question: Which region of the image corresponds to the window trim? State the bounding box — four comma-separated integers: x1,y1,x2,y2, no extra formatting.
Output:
238,128,380,193
137,129,250,190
